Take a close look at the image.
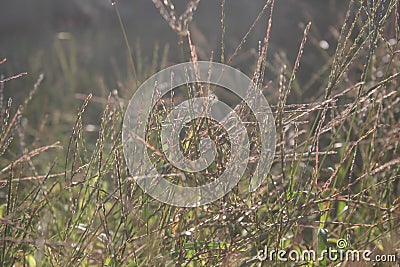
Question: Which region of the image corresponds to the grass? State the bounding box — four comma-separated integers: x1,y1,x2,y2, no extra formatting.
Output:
0,0,399,266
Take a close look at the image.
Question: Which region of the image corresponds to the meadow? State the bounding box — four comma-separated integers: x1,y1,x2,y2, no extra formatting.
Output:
0,0,399,266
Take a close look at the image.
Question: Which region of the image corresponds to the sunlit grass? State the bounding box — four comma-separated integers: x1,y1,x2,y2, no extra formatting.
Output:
0,0,399,266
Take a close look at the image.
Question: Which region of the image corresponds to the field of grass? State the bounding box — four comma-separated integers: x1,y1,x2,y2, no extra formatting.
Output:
0,0,399,266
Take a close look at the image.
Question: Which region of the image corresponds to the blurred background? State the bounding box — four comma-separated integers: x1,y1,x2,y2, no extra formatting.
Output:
0,0,346,142
1,0,345,70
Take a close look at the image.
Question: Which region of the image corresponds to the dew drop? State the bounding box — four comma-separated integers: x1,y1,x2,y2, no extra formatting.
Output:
319,40,330,50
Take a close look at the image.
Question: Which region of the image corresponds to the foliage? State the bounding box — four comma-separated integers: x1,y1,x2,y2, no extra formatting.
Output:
0,0,399,266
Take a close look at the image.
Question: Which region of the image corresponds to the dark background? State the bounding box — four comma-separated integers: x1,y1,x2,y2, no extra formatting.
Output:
0,0,347,137
1,0,346,73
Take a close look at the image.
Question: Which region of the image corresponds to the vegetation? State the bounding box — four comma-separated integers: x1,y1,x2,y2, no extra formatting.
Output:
0,0,399,266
